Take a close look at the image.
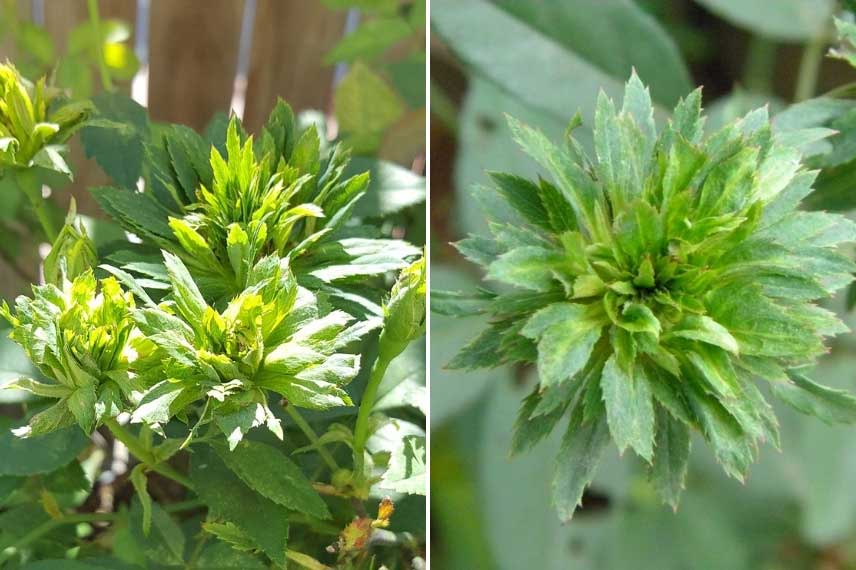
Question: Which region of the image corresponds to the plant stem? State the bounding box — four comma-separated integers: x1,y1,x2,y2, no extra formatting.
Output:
352,348,394,481
742,35,776,94
17,172,57,243
286,550,333,570
0,512,118,564
87,0,114,91
104,417,195,490
286,406,339,472
795,34,826,101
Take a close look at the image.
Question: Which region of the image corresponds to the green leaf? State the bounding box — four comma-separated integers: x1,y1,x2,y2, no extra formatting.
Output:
325,16,412,63
615,302,661,336
552,408,610,521
651,406,690,509
510,389,566,456
0,417,89,476
379,434,426,495
670,315,740,354
129,498,185,565
521,303,603,387
162,251,208,324
169,216,221,270
131,381,191,427
434,0,691,119
213,440,330,520
486,246,563,291
771,372,856,424
350,158,426,217
196,541,267,569
129,465,152,536
334,62,404,146
694,0,834,41
487,171,552,232
80,92,149,188
67,384,98,433
601,355,655,461
191,446,290,566
21,558,117,570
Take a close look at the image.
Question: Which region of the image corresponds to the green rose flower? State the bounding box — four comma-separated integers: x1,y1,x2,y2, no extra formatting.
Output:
115,251,372,449
1,270,138,436
439,73,856,519
93,102,419,309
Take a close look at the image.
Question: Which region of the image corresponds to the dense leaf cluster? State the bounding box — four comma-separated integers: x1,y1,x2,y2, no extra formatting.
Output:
2,248,372,451
0,24,425,569
0,62,90,177
92,100,419,311
1,271,137,436
440,73,856,518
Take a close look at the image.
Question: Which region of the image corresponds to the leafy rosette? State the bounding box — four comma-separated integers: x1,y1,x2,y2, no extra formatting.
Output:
1,271,139,436
0,62,92,177
93,100,419,311
114,251,372,449
440,74,856,519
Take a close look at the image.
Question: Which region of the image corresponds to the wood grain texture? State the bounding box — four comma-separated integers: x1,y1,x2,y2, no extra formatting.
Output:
242,0,345,133
148,0,244,131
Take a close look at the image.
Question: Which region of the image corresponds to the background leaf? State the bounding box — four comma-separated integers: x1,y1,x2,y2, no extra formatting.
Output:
693,0,835,41
0,417,89,476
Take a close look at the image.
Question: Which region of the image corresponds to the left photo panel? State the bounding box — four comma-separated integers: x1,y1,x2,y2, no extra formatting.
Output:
0,1,426,569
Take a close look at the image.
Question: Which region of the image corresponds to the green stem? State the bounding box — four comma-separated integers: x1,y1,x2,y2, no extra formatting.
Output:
104,417,195,490
0,512,118,564
87,0,114,91
742,35,776,93
286,406,339,472
286,550,333,570
17,172,57,243
0,498,204,565
795,34,826,101
352,347,394,481
164,498,204,513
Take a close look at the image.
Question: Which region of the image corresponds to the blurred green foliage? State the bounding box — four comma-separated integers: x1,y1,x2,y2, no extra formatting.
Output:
0,0,138,100
324,0,425,163
431,0,856,568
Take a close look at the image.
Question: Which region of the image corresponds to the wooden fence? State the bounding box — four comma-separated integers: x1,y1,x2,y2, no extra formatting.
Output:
0,0,351,296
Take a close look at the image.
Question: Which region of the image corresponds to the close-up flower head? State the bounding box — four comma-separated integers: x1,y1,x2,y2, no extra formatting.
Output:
121,250,369,448
93,101,420,310
1,269,138,436
440,73,856,519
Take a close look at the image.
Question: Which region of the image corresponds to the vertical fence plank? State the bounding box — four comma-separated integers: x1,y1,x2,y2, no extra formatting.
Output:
242,0,345,132
147,0,244,131
42,0,138,218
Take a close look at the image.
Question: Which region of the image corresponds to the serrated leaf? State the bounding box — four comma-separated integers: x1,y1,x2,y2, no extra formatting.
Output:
191,446,289,566
487,246,564,291
601,354,655,461
0,417,89,476
552,408,610,521
379,434,426,495
521,303,603,387
651,406,690,509
80,92,148,188
213,440,329,519
772,372,856,424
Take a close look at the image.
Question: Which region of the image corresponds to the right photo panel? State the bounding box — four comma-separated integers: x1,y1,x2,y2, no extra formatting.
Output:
430,1,856,568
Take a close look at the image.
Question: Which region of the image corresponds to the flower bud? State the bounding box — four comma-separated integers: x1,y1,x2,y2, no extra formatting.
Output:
379,255,426,359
